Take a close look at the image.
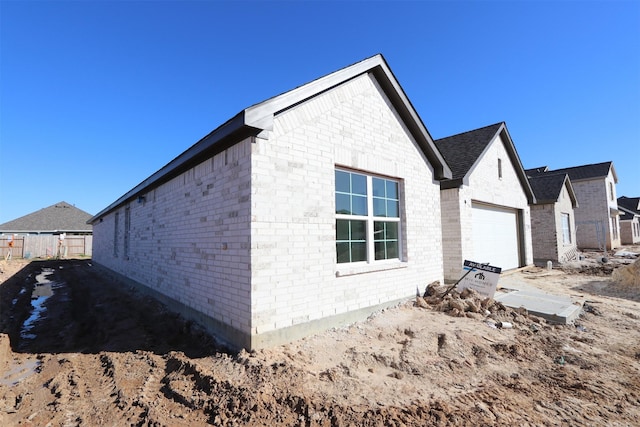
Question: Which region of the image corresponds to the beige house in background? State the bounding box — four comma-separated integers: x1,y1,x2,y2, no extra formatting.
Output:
434,122,535,283
617,196,640,245
88,55,452,351
527,162,620,251
526,171,579,265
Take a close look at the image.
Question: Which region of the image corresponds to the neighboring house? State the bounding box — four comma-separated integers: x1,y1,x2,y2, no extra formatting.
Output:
528,162,620,250
0,201,93,258
88,54,452,351
617,196,640,245
434,122,535,283
526,171,579,265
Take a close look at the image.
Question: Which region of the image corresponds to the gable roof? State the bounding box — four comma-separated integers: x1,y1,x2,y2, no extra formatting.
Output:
525,166,549,175
434,122,535,203
617,196,640,215
539,161,618,183
0,201,92,233
618,206,638,221
89,54,451,223
528,173,578,207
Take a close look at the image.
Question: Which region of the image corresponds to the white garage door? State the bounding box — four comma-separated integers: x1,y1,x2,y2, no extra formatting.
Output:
472,202,520,270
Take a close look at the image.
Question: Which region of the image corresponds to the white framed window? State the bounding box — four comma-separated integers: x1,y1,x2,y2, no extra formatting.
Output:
498,158,503,179
335,168,401,264
561,213,571,244
609,182,614,201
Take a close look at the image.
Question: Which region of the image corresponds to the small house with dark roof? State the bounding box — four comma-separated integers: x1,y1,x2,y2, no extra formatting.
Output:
0,201,93,258
434,122,535,282
529,162,620,250
526,171,579,265
617,196,640,245
88,54,451,350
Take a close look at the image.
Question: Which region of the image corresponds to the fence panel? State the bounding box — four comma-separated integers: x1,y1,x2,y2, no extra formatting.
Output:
0,235,92,259
1,237,24,259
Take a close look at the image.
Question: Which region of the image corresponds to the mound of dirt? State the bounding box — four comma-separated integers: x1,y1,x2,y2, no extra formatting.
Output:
612,257,640,287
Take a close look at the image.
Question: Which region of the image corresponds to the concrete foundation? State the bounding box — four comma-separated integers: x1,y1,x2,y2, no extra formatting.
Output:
494,289,582,324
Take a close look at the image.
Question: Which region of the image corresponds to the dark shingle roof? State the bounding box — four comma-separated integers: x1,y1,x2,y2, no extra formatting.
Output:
434,122,503,179
525,166,549,176
543,161,616,182
617,196,640,214
433,122,535,203
528,173,577,206
0,201,93,233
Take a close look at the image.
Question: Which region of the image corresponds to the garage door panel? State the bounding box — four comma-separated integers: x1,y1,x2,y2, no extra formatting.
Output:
472,203,519,270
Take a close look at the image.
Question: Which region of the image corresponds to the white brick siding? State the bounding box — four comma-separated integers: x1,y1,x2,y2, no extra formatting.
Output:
250,73,443,342
440,134,533,282
92,140,254,339
93,72,444,350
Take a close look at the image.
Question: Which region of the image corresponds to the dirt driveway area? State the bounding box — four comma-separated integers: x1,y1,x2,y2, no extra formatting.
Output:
1,249,639,426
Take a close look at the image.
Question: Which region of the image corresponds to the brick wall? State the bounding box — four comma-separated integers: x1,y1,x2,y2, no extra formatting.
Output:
250,73,443,343
440,133,533,281
530,204,557,262
572,171,620,250
440,188,464,280
620,216,640,244
93,72,445,350
530,182,577,264
92,140,254,345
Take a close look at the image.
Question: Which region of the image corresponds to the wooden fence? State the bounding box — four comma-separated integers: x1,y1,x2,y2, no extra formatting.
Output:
0,235,92,259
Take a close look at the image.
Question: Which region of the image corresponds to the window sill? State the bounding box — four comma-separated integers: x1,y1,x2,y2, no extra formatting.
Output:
336,260,408,277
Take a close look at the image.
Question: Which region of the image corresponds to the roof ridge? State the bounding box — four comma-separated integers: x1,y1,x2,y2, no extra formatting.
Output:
435,121,504,141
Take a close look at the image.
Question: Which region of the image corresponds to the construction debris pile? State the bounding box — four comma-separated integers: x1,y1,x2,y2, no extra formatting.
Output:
415,282,547,329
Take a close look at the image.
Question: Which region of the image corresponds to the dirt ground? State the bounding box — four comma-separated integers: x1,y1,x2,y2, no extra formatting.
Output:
1,247,639,426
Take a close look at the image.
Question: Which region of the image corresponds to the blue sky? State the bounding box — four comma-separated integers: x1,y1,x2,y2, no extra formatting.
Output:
1,0,638,223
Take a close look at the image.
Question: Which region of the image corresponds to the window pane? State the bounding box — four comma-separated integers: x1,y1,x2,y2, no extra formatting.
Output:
336,219,350,240
351,242,367,262
385,222,398,239
335,170,350,193
387,200,399,218
372,177,385,197
351,220,366,240
336,242,350,263
373,198,386,216
374,241,386,260
386,241,398,259
373,221,384,237
374,221,399,260
562,214,571,244
352,195,367,216
351,173,367,195
336,194,351,214
386,181,398,199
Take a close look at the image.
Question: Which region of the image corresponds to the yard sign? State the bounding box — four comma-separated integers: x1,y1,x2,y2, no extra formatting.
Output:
456,260,502,298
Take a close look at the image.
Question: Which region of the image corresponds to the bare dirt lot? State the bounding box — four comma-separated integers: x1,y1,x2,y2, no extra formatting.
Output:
1,248,639,426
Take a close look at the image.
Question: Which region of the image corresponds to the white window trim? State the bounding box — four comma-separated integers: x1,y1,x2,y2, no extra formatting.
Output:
335,168,404,271
561,212,571,245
